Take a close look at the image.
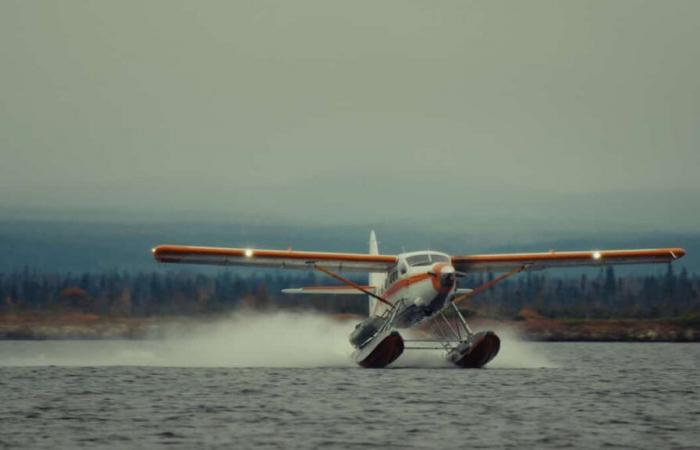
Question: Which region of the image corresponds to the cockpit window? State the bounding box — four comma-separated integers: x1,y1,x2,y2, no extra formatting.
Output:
407,254,431,266
430,254,449,263
406,253,449,266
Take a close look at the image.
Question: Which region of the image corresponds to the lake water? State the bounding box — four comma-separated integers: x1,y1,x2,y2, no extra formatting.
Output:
0,315,698,449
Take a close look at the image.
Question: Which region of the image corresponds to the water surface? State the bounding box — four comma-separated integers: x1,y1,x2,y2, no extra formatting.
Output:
1,342,698,449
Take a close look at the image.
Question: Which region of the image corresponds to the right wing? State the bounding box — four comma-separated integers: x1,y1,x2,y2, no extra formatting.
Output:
153,245,398,272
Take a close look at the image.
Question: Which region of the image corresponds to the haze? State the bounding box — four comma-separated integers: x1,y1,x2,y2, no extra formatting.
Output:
1,1,699,230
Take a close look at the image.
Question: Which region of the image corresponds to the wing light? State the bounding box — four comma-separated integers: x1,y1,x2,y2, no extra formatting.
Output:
244,249,254,258
592,251,602,260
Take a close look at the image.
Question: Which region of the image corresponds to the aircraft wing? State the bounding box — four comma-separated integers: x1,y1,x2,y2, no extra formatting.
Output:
451,248,686,273
152,245,398,272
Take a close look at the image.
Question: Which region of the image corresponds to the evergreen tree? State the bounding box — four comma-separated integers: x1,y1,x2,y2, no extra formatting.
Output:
664,263,676,301
604,266,616,297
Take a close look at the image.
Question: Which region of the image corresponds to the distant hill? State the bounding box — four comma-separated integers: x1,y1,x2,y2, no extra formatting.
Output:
0,219,696,274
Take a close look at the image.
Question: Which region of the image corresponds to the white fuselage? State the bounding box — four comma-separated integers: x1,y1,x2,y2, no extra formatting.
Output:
371,251,457,327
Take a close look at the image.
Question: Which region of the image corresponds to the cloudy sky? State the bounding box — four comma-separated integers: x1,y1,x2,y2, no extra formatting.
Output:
1,1,698,230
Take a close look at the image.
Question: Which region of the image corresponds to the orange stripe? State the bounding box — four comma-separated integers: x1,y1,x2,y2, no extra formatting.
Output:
384,273,432,299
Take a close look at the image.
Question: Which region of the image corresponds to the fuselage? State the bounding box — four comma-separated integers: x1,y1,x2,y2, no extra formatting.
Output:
372,251,457,327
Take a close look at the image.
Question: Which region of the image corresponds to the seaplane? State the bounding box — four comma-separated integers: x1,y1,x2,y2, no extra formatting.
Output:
152,232,685,368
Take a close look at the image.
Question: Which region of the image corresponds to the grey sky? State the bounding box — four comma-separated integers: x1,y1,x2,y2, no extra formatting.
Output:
1,1,699,229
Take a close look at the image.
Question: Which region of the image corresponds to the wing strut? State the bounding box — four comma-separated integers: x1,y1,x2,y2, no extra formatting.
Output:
452,264,530,305
313,264,395,309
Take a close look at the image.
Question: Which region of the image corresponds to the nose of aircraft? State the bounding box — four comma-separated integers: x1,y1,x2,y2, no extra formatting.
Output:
438,265,456,288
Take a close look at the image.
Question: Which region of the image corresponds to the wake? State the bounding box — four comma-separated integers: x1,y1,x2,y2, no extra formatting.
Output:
0,312,354,367
0,313,554,368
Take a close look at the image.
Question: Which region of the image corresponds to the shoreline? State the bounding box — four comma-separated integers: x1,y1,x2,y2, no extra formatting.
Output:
1,312,699,342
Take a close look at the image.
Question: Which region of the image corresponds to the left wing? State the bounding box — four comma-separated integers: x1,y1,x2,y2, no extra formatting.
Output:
452,248,685,273
153,245,398,272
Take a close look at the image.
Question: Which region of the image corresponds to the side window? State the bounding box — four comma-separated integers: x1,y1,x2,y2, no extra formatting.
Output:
399,262,407,276
387,270,398,285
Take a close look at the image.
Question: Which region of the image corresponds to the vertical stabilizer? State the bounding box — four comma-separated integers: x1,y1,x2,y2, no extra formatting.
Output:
369,230,379,255
368,230,384,316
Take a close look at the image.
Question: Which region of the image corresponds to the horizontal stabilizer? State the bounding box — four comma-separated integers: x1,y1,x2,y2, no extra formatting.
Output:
282,285,376,295
455,288,473,295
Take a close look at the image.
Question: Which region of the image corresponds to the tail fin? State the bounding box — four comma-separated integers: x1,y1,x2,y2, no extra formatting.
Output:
368,230,384,316
369,230,379,255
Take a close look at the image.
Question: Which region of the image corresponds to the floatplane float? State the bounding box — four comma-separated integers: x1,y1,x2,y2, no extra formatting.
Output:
153,232,685,368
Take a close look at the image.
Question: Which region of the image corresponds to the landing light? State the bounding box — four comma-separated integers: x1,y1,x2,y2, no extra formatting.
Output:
592,251,602,260
244,249,254,258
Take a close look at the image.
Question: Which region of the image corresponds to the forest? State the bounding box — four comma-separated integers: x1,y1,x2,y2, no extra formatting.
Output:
1,265,698,320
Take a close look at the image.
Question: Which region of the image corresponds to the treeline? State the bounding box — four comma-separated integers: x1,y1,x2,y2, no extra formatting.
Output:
1,266,698,319
465,265,698,319
0,269,365,316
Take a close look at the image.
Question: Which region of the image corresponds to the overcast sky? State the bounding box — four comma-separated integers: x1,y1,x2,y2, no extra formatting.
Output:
1,1,698,230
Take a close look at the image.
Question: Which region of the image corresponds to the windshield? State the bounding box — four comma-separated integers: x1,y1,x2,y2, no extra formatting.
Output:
406,254,431,266
406,253,449,266
430,254,449,263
